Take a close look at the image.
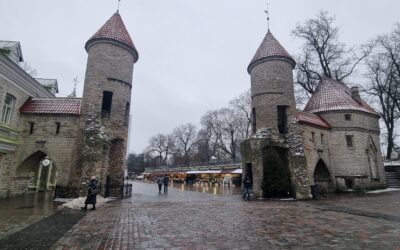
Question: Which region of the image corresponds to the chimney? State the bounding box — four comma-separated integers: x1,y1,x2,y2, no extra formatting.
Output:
351,86,361,103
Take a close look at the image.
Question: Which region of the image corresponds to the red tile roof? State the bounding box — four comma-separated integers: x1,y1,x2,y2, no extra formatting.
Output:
304,78,378,115
85,12,138,62
296,111,331,129
248,30,295,73
20,98,81,115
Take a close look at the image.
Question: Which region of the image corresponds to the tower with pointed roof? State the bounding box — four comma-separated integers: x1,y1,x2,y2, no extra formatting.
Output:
79,11,139,197
248,30,296,134
242,28,312,200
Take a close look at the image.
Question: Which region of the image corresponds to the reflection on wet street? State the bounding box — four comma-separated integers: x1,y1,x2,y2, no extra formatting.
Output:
0,191,60,239
169,182,242,196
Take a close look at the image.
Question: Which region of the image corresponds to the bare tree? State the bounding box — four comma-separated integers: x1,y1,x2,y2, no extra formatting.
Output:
229,89,252,139
147,133,175,166
172,123,197,165
216,107,249,161
365,24,400,159
196,111,221,162
292,10,367,94
19,61,38,77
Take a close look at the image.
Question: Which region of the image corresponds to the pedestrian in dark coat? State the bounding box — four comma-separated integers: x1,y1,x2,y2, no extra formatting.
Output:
82,176,99,211
243,176,251,201
163,175,169,194
157,177,163,194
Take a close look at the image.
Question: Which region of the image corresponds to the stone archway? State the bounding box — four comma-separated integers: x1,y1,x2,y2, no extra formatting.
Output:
16,151,57,192
262,146,292,198
313,159,333,192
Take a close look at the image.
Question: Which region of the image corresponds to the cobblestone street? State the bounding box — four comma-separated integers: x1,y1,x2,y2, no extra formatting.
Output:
49,181,400,250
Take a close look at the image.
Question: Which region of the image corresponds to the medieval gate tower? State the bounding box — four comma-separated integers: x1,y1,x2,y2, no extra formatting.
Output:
241,29,312,199
78,11,139,197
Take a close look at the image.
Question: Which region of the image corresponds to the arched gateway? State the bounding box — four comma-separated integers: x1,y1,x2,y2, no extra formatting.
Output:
16,151,57,192
313,159,333,192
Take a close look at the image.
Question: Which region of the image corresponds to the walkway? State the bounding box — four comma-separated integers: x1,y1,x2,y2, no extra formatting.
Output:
51,181,400,250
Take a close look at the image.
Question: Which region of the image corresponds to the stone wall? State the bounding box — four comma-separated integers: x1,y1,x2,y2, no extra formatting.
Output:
3,114,80,197
250,60,296,132
299,124,334,188
241,118,312,200
300,110,386,192
77,42,134,197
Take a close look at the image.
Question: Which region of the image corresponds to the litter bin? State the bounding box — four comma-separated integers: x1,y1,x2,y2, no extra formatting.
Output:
310,184,319,200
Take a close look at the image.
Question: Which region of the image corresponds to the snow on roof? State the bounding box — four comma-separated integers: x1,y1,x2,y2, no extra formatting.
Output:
296,111,331,129
248,30,295,73
304,77,378,115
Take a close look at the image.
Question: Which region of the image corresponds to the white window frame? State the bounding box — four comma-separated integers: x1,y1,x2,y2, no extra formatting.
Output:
1,94,16,125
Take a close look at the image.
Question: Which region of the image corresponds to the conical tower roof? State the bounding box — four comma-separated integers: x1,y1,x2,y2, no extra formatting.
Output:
248,30,295,73
304,77,378,115
85,12,138,62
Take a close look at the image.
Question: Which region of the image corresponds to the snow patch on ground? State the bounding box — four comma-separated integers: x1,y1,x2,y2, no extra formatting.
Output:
59,196,116,209
366,188,400,194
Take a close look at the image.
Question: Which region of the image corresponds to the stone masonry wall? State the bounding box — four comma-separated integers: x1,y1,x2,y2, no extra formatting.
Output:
77,42,134,197
6,114,80,197
299,124,333,187
251,60,296,132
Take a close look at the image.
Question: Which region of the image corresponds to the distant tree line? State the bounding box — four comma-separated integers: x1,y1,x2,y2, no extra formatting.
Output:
130,90,251,169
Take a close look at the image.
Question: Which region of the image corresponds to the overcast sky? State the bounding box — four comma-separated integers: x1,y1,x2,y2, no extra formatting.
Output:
1,0,399,153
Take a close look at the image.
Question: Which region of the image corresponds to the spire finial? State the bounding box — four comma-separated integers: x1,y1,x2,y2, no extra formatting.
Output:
264,2,270,31
117,0,121,13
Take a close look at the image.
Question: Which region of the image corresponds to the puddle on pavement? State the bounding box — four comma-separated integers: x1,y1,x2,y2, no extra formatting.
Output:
0,191,62,239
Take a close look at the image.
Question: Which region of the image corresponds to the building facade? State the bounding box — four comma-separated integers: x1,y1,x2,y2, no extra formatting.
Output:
242,29,385,199
0,12,138,198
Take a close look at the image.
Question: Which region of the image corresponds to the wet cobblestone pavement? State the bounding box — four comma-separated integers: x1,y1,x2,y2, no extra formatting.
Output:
50,181,400,250
0,192,60,240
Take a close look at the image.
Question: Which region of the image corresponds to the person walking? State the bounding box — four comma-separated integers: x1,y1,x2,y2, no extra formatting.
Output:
163,175,169,194
243,176,251,201
157,176,163,194
82,176,99,211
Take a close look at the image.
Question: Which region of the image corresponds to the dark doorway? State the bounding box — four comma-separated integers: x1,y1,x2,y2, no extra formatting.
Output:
313,160,333,192
262,146,292,198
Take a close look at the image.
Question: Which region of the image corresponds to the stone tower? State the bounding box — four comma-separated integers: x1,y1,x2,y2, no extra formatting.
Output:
241,29,311,200
79,11,139,197
248,30,296,134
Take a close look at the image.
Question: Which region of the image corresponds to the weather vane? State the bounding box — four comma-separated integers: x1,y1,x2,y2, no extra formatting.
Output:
264,2,270,30
117,0,121,12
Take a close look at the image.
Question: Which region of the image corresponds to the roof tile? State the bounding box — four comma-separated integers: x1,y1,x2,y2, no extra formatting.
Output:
304,78,378,115
248,30,295,73
85,12,138,61
20,98,81,115
296,111,331,129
